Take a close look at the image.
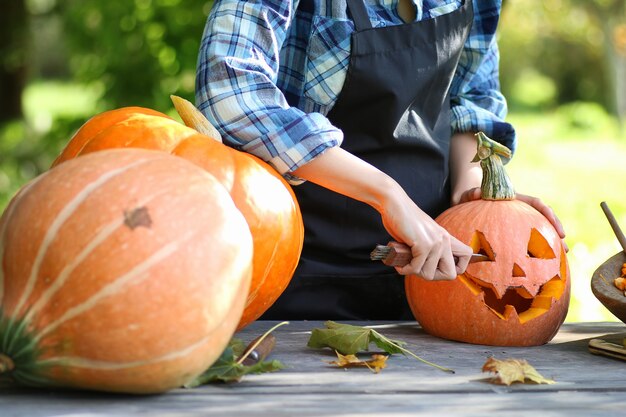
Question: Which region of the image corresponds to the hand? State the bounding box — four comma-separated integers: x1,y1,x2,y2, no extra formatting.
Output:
379,186,473,280
291,146,474,279
457,187,568,251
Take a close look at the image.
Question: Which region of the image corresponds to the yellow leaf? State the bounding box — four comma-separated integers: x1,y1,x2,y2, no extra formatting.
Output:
482,357,555,385
328,351,388,373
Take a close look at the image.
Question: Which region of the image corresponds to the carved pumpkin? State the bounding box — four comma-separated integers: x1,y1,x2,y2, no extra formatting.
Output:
0,149,252,393
52,98,304,330
405,132,570,346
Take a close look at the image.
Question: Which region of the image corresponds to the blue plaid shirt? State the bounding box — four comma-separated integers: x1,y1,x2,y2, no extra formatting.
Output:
196,0,514,183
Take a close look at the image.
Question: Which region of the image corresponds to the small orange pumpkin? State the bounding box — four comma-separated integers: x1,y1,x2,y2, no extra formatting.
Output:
0,149,252,393
405,132,570,346
52,98,304,329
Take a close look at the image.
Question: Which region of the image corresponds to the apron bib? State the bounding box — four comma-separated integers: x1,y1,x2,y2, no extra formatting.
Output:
263,0,473,320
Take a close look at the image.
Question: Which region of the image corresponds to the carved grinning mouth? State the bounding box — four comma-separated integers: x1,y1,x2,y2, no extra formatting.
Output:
460,274,565,323
460,228,567,323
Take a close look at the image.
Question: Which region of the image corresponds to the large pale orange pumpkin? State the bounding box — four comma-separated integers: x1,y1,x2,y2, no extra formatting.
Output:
0,149,252,393
52,98,304,329
405,132,570,346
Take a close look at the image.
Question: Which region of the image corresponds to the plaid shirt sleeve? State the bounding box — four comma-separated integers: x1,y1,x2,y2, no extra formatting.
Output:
450,1,516,153
196,0,343,184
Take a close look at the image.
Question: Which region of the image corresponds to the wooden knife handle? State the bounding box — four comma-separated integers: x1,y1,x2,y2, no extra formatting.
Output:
377,242,490,267
381,241,412,267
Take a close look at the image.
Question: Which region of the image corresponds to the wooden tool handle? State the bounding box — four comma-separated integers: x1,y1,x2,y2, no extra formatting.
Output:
241,334,276,366
589,338,626,362
375,242,490,267
601,201,626,252
381,241,412,267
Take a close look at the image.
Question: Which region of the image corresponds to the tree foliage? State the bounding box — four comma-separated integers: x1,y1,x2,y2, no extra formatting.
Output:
0,1,29,122
499,0,626,123
58,0,214,112
1,0,625,211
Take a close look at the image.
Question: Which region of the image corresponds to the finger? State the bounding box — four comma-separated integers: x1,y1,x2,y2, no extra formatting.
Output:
418,233,454,280
451,237,472,275
419,244,443,280
517,193,566,238
537,205,565,238
453,253,470,276
433,250,457,281
396,246,429,277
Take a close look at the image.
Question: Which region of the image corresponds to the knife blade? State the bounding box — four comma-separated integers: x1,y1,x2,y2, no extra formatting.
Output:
370,241,490,267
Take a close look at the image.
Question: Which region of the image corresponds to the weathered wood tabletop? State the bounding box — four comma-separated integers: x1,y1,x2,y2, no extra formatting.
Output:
2,321,626,417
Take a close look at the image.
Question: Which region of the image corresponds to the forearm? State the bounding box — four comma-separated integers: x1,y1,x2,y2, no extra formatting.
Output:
294,135,481,209
449,132,482,206
291,146,402,213
292,145,473,280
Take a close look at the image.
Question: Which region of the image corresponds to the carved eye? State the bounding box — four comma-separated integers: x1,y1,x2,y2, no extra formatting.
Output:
469,231,495,261
527,228,556,259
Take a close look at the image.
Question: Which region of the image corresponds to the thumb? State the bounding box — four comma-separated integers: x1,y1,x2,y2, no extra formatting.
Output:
458,187,481,205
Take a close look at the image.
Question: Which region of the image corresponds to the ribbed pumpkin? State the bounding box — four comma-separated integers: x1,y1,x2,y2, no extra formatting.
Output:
405,132,570,346
52,98,304,329
0,149,253,393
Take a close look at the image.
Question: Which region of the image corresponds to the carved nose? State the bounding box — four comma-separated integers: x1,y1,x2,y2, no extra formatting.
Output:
512,263,526,277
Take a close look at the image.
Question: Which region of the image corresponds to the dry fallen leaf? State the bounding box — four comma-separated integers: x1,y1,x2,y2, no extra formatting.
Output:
328,351,388,373
482,357,555,386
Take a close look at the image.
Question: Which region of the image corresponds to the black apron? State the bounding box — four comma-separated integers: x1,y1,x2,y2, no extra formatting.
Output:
263,0,473,320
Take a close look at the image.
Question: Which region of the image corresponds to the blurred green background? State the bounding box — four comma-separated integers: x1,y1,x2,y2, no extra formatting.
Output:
1,0,626,322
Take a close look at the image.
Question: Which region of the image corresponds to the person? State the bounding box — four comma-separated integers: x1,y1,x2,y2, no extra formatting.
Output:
195,0,565,320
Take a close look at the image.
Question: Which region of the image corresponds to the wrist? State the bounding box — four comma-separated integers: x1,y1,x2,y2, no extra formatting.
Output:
367,173,407,214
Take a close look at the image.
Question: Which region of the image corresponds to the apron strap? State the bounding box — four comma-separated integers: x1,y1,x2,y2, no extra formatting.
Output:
347,0,372,31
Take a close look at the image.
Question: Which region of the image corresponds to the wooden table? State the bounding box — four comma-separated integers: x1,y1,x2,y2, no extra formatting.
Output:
2,321,626,416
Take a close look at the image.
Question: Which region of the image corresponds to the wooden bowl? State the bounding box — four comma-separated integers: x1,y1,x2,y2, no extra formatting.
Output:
591,251,626,323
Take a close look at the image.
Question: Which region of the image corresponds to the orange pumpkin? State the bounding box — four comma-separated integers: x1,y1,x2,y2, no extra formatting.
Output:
0,149,252,393
52,106,173,163
405,132,570,346
52,98,304,329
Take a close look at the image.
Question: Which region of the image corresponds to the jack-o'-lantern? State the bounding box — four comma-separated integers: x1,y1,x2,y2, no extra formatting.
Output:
405,132,570,346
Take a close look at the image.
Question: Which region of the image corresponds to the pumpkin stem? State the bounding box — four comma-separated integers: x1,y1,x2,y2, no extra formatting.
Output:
0,354,14,374
170,95,224,144
472,132,515,201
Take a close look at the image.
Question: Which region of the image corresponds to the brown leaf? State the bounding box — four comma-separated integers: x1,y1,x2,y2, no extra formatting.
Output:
328,351,388,373
482,357,555,386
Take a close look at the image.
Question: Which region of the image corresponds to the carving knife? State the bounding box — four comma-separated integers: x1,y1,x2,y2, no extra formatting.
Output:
370,241,489,267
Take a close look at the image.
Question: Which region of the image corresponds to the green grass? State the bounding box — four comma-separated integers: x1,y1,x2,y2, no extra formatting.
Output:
506,111,626,322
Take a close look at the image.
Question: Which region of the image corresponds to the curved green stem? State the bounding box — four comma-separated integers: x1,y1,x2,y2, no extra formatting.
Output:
474,132,515,201
375,333,455,374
